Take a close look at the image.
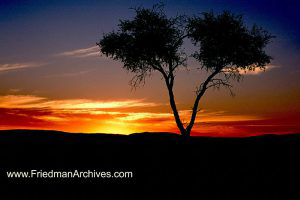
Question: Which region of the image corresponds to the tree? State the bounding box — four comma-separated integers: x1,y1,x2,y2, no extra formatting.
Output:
97,5,273,137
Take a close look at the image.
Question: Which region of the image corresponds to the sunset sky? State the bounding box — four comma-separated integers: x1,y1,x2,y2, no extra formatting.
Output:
1,0,300,136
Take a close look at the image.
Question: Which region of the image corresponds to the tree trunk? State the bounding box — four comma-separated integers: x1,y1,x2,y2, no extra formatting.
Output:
164,67,220,137
165,80,187,136
186,93,202,134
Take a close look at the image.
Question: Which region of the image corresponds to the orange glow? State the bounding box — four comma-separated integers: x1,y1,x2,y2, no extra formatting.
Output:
0,95,299,136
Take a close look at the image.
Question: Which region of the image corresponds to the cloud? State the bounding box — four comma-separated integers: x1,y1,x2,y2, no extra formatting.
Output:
0,95,46,108
0,96,258,129
2,95,296,136
0,62,43,73
8,88,22,93
190,113,300,137
57,46,100,58
0,95,261,126
0,95,159,110
238,64,279,75
0,95,164,134
45,69,96,78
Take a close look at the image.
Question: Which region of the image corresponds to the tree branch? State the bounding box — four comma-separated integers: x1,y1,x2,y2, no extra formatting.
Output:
206,78,233,89
186,68,221,133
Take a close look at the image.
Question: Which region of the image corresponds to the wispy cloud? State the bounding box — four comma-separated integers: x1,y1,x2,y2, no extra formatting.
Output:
191,113,300,137
45,69,95,78
0,94,270,135
1,95,298,136
0,95,163,134
57,46,100,58
0,62,43,73
0,95,46,107
0,95,158,110
8,88,22,93
238,64,279,75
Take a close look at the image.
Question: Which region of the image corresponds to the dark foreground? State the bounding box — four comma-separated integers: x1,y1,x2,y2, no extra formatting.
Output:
1,130,300,199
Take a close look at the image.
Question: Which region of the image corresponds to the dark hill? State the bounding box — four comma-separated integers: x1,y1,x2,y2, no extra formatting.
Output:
1,129,300,199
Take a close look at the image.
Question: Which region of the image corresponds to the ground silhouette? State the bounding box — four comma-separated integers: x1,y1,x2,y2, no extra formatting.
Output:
1,130,300,199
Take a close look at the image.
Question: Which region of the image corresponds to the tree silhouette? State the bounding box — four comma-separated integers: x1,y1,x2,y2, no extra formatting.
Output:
98,5,273,137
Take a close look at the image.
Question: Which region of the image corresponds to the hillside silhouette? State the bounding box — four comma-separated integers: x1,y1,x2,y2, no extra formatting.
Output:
1,130,300,199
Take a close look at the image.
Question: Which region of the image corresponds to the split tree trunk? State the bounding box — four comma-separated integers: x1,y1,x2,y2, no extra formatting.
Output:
165,68,221,137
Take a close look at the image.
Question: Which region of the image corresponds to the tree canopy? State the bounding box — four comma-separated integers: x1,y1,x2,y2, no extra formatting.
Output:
188,11,272,72
99,5,186,87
